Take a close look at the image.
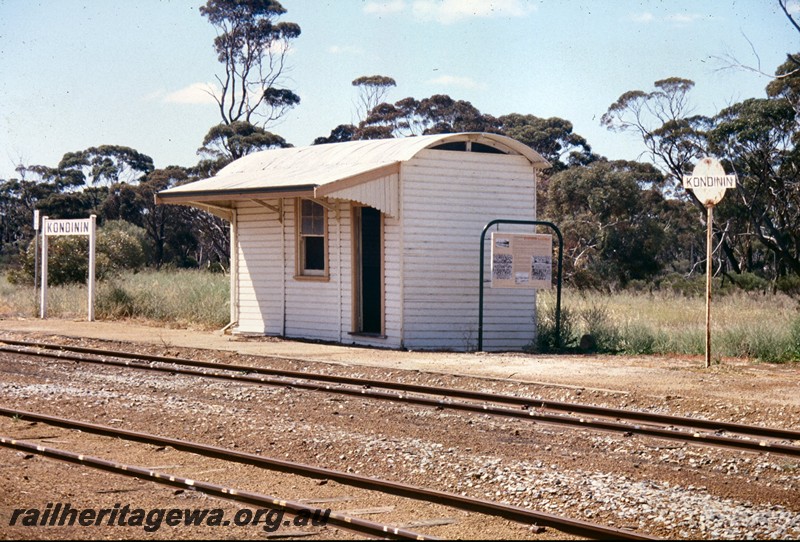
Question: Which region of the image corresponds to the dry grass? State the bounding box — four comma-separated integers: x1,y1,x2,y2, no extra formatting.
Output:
1,269,229,330
4,271,799,360
537,289,800,362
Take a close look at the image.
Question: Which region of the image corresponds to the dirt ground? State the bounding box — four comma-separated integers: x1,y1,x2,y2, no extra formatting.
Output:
1,316,799,540
2,316,799,410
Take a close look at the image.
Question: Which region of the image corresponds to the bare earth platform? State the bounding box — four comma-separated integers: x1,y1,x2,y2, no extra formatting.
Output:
1,317,798,407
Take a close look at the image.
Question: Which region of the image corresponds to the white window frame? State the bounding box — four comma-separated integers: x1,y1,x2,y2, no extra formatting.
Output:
295,198,329,279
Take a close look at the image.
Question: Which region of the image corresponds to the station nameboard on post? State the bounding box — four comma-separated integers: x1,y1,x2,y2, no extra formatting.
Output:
681,157,737,369
491,232,552,289
682,157,737,206
44,218,92,236
40,215,97,321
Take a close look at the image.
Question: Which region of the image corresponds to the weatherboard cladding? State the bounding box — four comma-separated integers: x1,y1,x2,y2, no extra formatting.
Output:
234,199,404,347
237,150,535,349
400,149,537,351
235,202,282,334
161,133,544,351
284,200,346,342
233,149,538,350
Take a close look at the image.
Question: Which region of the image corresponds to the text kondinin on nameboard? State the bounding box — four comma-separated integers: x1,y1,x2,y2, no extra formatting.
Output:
40,215,96,321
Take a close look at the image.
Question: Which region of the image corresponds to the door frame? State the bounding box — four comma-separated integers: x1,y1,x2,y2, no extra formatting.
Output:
350,203,385,336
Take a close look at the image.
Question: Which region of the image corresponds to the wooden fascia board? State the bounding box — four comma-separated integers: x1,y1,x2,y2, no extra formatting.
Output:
155,185,316,205
314,162,401,198
152,200,234,221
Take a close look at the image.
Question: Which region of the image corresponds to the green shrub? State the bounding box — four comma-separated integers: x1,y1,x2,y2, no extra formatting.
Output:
44,236,91,286
537,287,799,363
32,269,229,329
723,272,769,293
659,272,706,296
530,303,576,353
568,269,608,291
777,274,800,298
96,220,147,275
791,315,800,360
96,282,136,318
625,279,652,293
8,220,148,286
621,323,657,355
580,303,622,352
717,325,792,363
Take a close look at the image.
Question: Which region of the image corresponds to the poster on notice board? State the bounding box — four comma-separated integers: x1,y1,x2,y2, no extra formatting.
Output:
491,232,552,289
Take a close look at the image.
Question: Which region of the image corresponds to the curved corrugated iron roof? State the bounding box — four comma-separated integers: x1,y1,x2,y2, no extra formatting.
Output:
156,132,549,204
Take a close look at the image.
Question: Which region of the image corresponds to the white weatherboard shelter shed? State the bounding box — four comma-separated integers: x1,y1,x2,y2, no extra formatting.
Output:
156,132,550,351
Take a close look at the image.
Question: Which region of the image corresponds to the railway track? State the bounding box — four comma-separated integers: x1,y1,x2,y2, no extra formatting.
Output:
0,406,656,540
2,338,799,458
0,433,430,540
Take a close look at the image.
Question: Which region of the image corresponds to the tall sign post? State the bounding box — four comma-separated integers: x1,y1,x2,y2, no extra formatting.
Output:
33,210,40,315
682,158,737,368
40,215,97,321
39,217,48,318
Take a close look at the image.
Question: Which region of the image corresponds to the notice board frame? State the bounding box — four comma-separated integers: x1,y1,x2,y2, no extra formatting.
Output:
478,219,563,352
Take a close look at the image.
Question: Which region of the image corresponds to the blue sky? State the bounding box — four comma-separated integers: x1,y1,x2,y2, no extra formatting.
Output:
1,0,798,180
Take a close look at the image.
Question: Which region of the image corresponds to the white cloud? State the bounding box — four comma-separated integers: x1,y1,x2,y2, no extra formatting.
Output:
629,12,655,23
411,0,535,24
364,0,406,15
427,74,485,90
162,83,219,105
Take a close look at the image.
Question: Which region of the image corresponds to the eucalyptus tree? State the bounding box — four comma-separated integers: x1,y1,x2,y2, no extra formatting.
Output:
199,120,290,163
497,113,597,173
358,94,499,138
601,78,740,273
601,78,711,195
313,124,357,145
352,75,396,122
103,166,226,269
708,97,800,277
544,160,690,288
355,95,594,171
57,145,154,186
197,0,299,172
0,177,54,256
766,53,800,115
13,146,154,222
200,0,301,127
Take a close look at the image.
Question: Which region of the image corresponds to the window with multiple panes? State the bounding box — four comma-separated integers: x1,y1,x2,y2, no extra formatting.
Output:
297,199,327,277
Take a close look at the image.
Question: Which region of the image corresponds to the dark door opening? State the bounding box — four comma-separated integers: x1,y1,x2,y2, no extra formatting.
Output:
356,206,382,334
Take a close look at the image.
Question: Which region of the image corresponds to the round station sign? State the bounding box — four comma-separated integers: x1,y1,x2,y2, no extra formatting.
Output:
682,157,737,206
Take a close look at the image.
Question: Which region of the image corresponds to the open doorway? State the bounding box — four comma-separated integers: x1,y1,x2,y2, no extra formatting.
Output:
353,205,383,335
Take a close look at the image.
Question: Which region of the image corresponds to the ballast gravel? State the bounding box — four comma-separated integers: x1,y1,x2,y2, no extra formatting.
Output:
0,328,798,539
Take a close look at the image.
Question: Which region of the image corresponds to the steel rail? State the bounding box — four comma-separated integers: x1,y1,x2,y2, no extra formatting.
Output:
0,407,656,541
0,435,431,540
3,343,800,458
3,338,798,443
